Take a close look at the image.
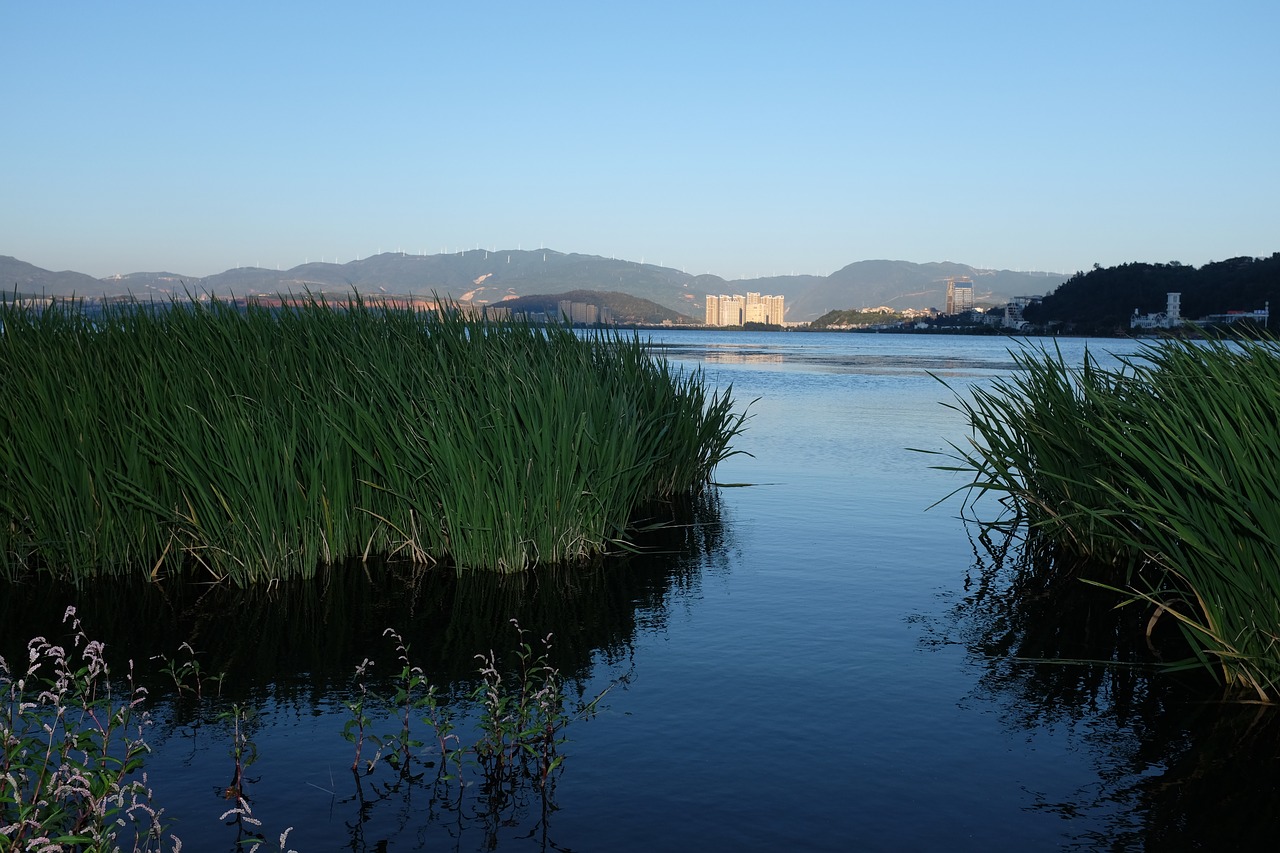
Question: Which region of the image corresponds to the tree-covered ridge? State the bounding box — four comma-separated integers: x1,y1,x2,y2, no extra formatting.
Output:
496,289,687,325
809,308,908,328
1024,254,1280,335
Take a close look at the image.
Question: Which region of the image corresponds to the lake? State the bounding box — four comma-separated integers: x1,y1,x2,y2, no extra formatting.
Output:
3,330,1276,851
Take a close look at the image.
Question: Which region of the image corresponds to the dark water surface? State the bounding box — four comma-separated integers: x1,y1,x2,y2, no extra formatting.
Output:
4,331,1278,851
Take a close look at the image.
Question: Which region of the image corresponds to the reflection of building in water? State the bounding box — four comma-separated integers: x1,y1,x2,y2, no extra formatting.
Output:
704,351,784,364
945,277,974,315
704,292,785,326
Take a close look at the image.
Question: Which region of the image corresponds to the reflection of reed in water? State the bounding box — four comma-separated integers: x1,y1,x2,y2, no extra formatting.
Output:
0,489,734,704
0,491,734,853
940,526,1280,850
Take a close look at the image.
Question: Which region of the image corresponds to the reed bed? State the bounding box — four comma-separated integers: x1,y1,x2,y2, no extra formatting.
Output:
0,295,746,584
934,337,1280,700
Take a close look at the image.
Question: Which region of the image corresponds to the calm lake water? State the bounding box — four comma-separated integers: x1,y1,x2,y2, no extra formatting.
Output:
4,331,1277,851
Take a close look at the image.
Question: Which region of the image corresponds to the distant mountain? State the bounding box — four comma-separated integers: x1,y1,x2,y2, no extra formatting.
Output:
0,251,1070,321
784,260,1067,319
0,255,101,295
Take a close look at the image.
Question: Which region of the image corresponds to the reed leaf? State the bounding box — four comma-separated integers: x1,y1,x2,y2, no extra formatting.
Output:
930,336,1280,700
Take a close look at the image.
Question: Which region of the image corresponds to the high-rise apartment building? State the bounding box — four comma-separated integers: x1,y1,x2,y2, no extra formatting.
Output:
705,298,719,326
945,277,974,315
764,294,784,325
705,293,785,326
557,300,609,325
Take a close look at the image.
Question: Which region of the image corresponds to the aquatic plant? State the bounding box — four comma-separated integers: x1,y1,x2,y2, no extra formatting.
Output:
2,607,603,850
931,337,1280,700
470,620,573,793
220,703,258,802
377,628,457,778
342,620,597,791
154,642,225,702
0,607,176,851
341,658,379,775
0,294,747,584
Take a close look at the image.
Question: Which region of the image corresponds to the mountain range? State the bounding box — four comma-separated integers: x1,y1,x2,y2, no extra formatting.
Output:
0,251,1070,322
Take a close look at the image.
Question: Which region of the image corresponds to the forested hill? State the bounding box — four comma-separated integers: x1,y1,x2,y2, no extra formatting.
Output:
1024,254,1280,335
494,290,687,325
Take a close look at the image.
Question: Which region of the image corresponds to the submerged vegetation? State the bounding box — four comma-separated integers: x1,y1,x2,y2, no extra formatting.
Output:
0,295,746,585
933,337,1280,701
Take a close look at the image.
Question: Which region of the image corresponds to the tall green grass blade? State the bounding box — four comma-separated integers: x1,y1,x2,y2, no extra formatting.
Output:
927,336,1280,700
0,294,746,585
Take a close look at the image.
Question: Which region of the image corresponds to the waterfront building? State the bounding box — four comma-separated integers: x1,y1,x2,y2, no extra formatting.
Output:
1002,295,1041,329
1130,292,1182,329
1132,292,1269,330
705,293,785,326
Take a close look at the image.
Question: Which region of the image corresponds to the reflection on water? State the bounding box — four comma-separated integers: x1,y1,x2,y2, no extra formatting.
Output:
935,526,1280,850
647,334,1022,376
704,350,784,364
0,492,734,851
0,492,733,696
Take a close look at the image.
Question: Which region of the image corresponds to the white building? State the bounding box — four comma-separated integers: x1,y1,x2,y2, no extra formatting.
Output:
1003,295,1041,329
1131,292,1269,331
1130,292,1182,329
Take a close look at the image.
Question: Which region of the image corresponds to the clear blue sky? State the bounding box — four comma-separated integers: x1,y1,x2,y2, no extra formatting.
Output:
4,1,1277,280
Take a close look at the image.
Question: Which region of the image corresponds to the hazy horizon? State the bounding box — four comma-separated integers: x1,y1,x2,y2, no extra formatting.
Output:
5,2,1277,280
11,247,1080,283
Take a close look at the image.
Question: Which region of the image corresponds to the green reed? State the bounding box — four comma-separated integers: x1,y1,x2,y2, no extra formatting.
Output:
0,295,747,584
930,337,1280,700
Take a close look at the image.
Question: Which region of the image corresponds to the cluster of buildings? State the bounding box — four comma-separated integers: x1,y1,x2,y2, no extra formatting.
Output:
704,292,785,327
1130,292,1270,331
557,300,614,325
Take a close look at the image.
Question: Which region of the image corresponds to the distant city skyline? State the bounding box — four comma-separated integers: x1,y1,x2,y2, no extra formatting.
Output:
4,2,1277,282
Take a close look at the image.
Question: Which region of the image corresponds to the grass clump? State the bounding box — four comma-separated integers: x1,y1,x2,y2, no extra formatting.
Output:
0,295,746,584
931,337,1280,701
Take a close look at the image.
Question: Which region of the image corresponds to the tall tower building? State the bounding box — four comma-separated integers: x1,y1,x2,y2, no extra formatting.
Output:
946,277,974,315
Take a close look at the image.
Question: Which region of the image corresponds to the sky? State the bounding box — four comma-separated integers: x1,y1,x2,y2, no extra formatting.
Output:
4,1,1278,281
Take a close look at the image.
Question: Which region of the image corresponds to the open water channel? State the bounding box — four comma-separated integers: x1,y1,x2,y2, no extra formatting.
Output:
3,330,1277,851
